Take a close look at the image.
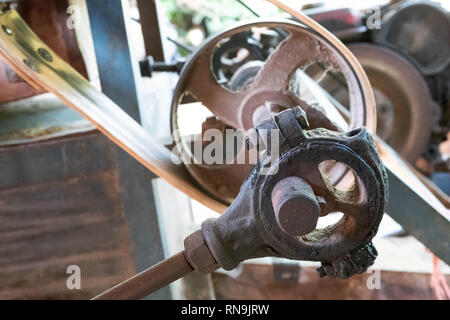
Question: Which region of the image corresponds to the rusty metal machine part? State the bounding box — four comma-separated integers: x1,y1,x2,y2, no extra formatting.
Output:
93,251,193,300
320,43,435,163
366,1,449,168
211,30,267,84
265,0,376,125
171,19,377,203
351,43,434,163
193,107,387,276
94,107,388,299
271,176,321,236
304,0,449,171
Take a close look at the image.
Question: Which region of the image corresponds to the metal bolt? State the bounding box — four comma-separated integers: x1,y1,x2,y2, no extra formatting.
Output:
2,25,12,35
23,58,39,73
271,176,320,236
140,55,185,77
293,106,309,129
37,48,53,62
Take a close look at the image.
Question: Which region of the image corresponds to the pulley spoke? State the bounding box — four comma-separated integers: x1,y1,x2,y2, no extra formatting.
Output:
183,46,246,129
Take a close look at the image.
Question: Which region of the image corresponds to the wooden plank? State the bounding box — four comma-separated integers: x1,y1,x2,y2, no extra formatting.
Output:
0,133,136,299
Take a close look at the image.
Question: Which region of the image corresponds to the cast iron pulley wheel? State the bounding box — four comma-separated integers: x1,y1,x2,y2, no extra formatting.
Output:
171,19,377,203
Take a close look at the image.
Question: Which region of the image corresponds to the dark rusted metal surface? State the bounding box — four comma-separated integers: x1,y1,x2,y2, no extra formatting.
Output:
0,0,87,103
196,108,387,278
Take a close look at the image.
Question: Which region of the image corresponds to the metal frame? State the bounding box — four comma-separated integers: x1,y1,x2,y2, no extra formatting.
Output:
137,0,166,62
78,0,450,275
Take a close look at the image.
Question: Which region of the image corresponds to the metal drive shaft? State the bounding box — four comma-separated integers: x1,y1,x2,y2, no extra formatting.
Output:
92,251,193,300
